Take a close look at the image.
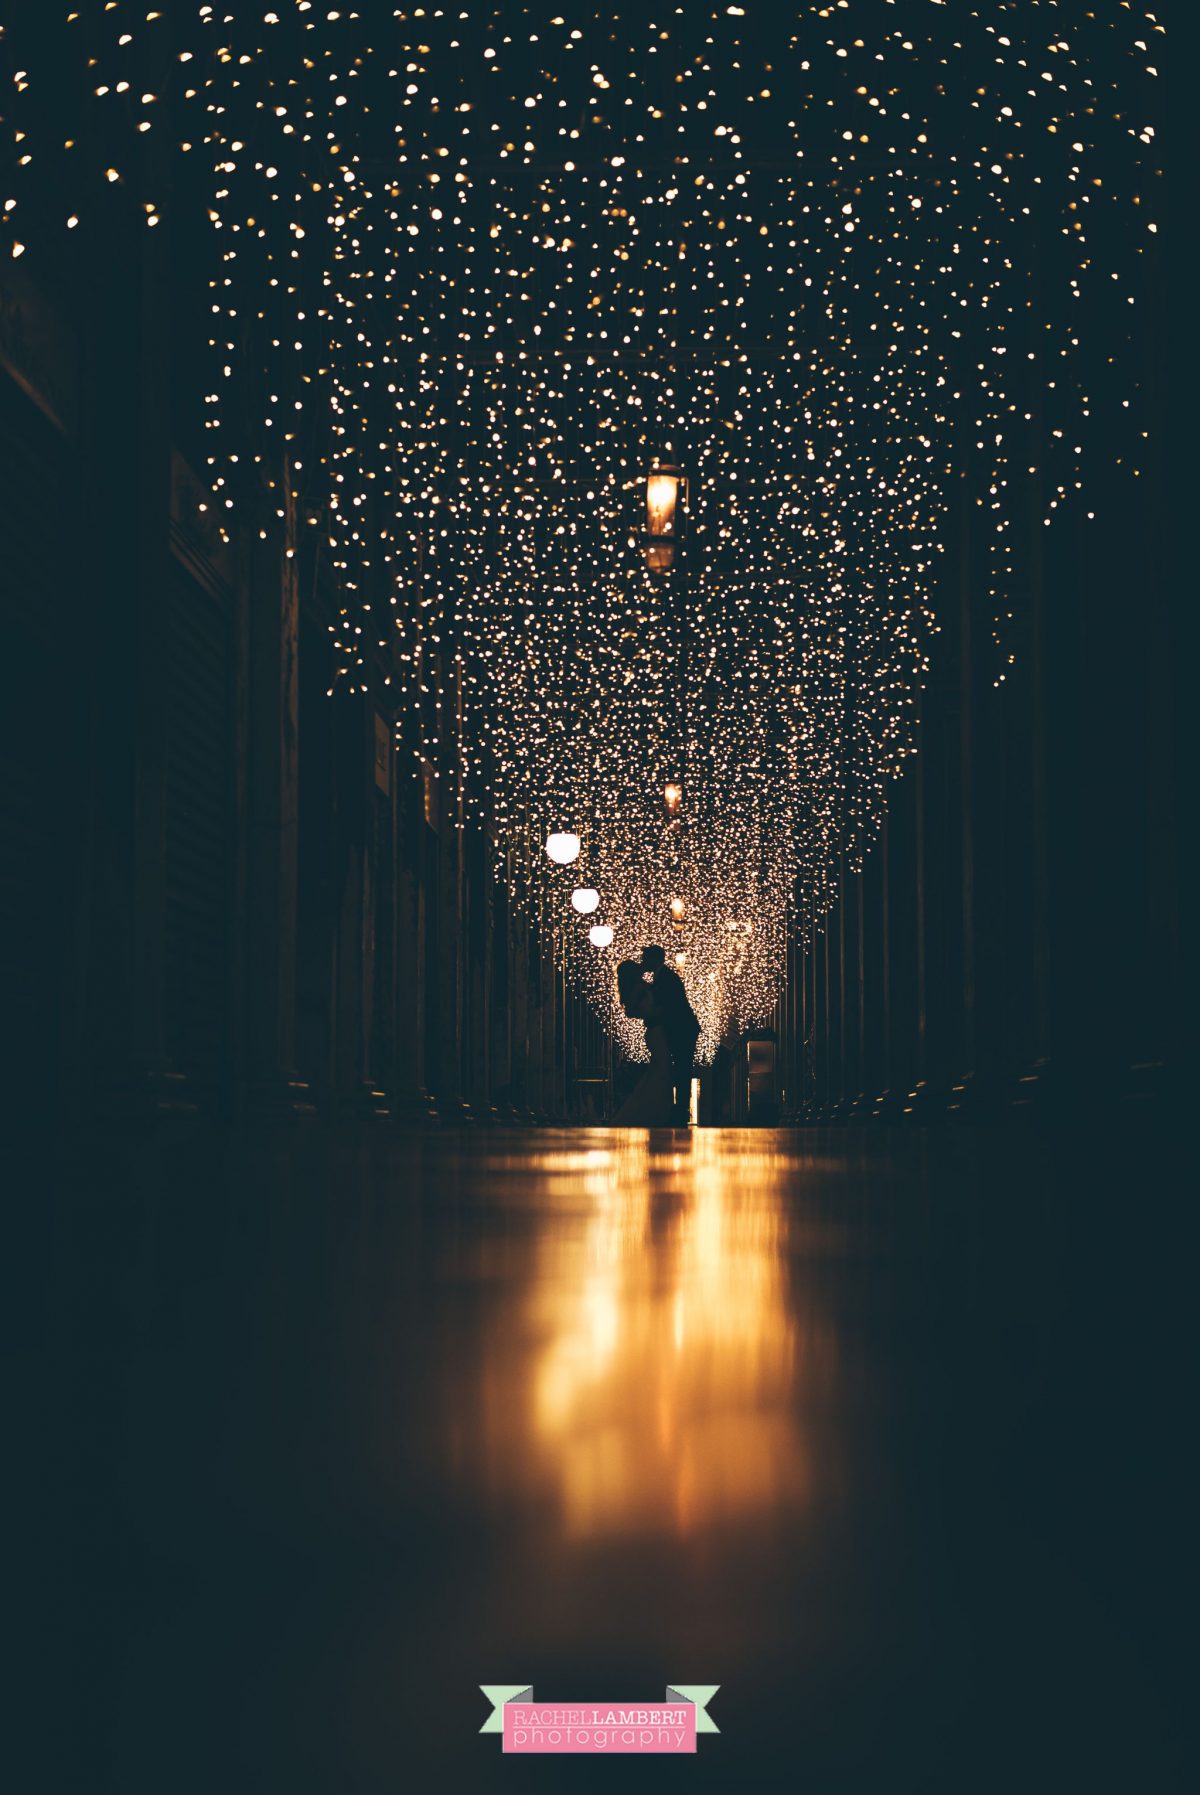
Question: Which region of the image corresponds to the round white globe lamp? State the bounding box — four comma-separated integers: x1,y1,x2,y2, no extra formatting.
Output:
545,831,581,866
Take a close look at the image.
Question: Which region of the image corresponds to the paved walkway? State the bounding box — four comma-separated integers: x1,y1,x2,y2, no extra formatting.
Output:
55,1123,1185,1791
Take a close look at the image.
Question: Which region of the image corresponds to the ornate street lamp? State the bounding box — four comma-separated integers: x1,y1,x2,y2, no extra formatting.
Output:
644,461,687,572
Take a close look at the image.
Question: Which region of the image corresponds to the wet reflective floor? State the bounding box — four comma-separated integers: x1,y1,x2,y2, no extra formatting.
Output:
53,1124,1186,1792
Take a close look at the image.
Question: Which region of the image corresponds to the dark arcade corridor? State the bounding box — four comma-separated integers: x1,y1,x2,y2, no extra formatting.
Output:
2,5,1188,1792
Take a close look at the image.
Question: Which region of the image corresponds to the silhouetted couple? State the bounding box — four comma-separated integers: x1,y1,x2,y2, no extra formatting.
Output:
613,946,701,1126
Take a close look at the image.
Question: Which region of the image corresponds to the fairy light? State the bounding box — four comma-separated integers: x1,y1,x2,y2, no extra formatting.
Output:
1,2,1163,1059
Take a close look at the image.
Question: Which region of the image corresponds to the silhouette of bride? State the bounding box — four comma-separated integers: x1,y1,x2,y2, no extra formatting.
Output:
611,959,677,1126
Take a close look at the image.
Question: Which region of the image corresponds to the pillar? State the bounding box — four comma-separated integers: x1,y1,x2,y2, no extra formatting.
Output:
244,456,313,1113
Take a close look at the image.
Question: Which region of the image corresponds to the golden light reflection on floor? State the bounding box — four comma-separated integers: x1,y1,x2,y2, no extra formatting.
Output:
486,1131,825,1540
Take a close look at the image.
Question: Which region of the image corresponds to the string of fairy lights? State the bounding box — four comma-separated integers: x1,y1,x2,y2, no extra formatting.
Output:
1,3,1163,1060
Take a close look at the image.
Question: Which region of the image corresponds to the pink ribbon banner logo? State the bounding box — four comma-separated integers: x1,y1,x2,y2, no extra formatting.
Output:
479,1685,719,1754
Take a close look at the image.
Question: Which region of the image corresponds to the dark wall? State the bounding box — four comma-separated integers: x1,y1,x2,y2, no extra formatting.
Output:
774,350,1181,1121
1,199,599,1126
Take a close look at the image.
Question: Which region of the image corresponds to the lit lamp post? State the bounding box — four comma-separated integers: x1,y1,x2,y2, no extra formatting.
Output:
643,463,692,863
644,462,687,573
545,831,581,866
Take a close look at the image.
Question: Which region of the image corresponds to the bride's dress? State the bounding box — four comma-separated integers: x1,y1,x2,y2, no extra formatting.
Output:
612,1020,677,1126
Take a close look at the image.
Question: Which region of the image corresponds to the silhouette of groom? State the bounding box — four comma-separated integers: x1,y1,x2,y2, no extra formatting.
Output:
641,945,701,1124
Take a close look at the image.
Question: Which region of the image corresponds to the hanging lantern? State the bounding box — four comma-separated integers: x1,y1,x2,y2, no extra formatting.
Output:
669,895,687,922
571,886,600,915
663,782,683,814
589,924,614,948
674,950,687,968
644,462,687,572
545,831,581,866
